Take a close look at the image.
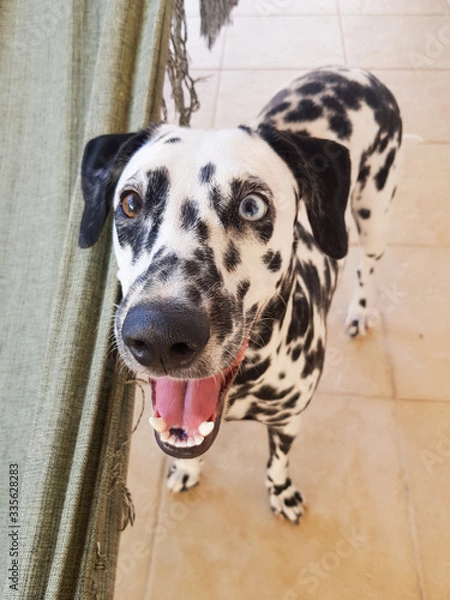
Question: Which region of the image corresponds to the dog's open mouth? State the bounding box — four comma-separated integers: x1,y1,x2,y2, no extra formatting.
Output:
148,341,248,459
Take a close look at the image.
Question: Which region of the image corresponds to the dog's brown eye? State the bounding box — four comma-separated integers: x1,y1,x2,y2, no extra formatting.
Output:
120,191,143,218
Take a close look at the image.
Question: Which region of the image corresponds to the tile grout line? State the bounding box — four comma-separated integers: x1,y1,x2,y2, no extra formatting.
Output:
381,309,426,599
393,399,428,600
142,454,170,599
336,0,349,66
379,308,398,399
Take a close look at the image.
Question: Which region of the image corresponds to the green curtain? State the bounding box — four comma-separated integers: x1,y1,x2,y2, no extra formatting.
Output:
0,1,173,597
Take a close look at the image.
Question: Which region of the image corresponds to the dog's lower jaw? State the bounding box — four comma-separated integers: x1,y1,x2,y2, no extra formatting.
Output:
153,400,224,459
149,340,249,459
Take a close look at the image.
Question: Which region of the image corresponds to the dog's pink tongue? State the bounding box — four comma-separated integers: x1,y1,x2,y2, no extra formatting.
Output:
153,375,221,430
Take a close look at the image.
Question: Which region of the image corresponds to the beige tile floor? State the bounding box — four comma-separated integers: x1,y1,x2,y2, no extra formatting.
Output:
115,2,450,598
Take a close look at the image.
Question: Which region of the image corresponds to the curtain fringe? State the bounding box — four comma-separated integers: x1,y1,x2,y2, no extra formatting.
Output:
165,0,238,126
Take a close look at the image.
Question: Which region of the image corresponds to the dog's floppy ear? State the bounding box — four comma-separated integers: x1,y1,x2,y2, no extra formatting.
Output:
79,129,153,248
257,124,351,260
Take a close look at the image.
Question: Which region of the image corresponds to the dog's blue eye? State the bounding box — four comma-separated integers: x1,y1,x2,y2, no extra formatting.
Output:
238,195,268,221
120,191,143,219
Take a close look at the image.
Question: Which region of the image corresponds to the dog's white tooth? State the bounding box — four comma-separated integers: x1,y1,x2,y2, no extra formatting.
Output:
149,416,168,433
193,434,204,446
168,435,177,446
160,431,170,442
198,421,214,437
186,437,196,447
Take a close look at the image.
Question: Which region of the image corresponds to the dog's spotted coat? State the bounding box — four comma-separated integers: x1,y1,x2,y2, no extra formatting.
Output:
79,68,402,523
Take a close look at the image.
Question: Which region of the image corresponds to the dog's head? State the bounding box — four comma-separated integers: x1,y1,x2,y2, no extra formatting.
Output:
79,123,350,458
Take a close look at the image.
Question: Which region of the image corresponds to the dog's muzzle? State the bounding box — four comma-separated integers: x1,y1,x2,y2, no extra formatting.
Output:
121,300,247,459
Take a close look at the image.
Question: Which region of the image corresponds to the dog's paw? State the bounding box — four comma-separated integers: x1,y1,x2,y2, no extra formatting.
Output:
167,458,203,493
345,301,377,338
267,477,306,524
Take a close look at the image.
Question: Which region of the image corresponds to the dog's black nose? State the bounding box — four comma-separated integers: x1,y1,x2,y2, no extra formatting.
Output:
122,301,210,372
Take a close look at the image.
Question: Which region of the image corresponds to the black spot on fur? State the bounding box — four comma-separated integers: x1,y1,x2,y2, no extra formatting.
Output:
192,246,223,294
287,290,310,344
210,293,236,342
180,200,198,229
269,430,293,458
375,148,396,191
143,168,170,251
238,125,252,135
397,120,403,145
266,101,292,118
357,158,371,188
183,259,201,278
378,136,389,153
334,80,364,110
328,114,352,140
199,162,216,184
291,345,302,361
234,357,271,384
302,339,325,378
254,385,291,401
152,246,166,261
254,221,274,244
359,299,367,307
237,279,250,301
263,250,282,272
210,185,243,234
224,240,241,272
164,137,181,144
358,208,371,219
250,266,295,350
296,81,325,95
366,73,402,140
186,285,201,304
143,252,179,284
295,224,315,252
245,303,258,327
284,392,301,409
285,99,323,123
322,94,346,114
196,220,209,243
284,492,303,508
298,263,323,311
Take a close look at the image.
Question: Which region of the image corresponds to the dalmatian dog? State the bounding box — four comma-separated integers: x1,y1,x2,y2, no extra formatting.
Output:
79,67,402,523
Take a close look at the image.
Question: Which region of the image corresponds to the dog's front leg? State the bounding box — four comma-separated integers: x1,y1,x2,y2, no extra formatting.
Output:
167,458,203,493
266,418,305,524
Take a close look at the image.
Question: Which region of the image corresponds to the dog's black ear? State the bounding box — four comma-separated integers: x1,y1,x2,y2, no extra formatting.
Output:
79,129,153,248
258,124,351,260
